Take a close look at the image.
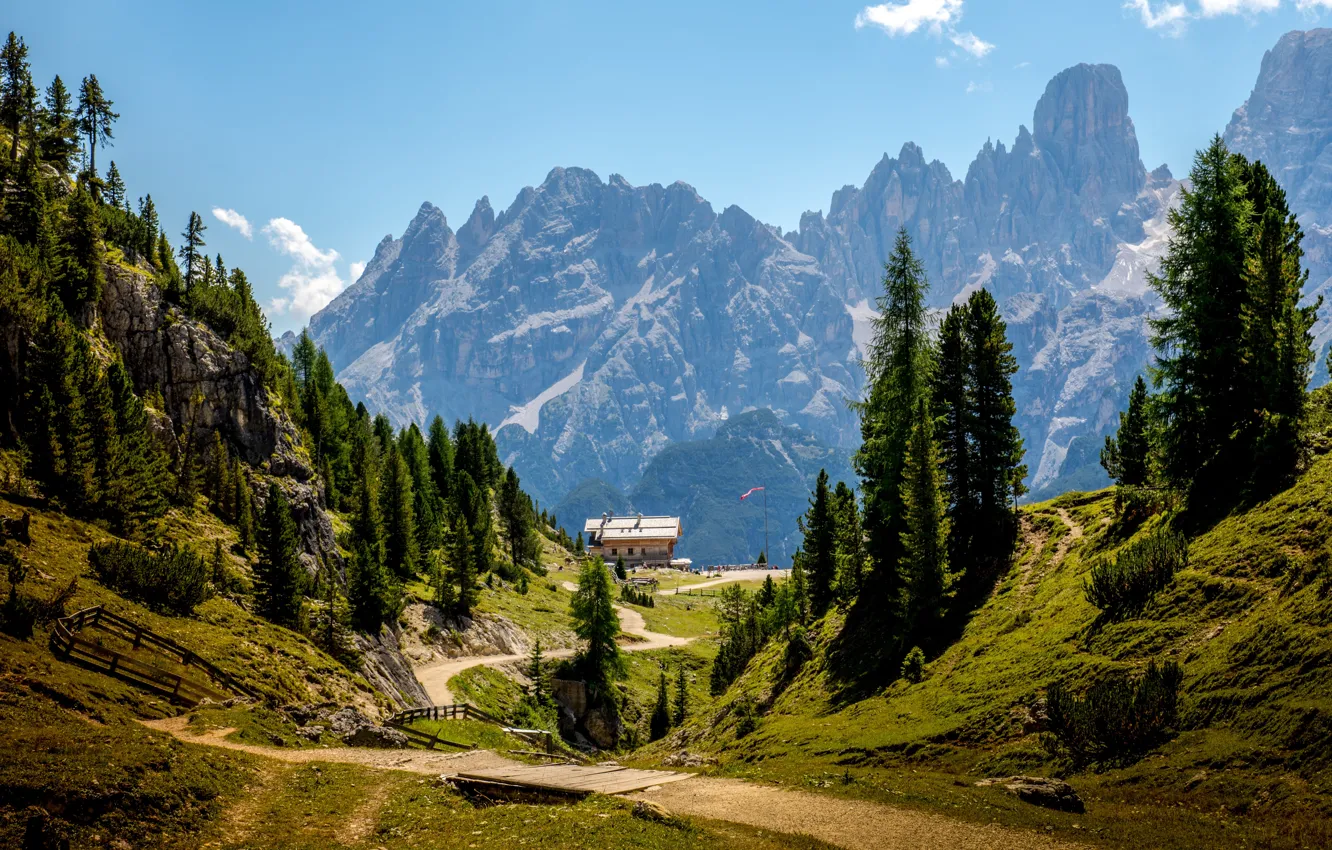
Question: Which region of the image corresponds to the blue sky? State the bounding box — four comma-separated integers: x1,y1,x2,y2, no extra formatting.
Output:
12,0,1332,332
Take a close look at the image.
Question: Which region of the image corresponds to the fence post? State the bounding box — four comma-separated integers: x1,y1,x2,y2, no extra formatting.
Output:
133,627,143,650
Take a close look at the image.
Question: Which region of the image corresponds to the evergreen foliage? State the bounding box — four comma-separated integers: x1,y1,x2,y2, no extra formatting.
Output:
39,75,79,173
1084,528,1189,620
1101,375,1151,488
74,73,117,175
795,469,836,614
87,541,211,615
380,447,418,579
570,557,623,707
1045,660,1184,767
899,398,952,644
672,664,688,726
1,32,31,163
649,669,671,741
256,483,305,627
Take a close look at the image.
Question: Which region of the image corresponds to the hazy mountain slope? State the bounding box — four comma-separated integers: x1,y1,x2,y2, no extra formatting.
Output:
628,409,856,566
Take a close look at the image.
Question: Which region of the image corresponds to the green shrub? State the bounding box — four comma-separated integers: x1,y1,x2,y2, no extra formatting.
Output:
1084,528,1188,620
900,646,926,683
783,626,812,678
733,694,759,738
1045,660,1184,767
88,541,211,615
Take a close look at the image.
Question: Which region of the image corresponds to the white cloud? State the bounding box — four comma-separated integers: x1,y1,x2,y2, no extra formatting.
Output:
1126,0,1191,33
211,207,252,239
1015,60,1032,69
856,0,994,61
949,30,994,57
966,80,993,94
263,217,348,319
935,55,951,68
855,0,963,34
1198,0,1279,14
349,261,367,283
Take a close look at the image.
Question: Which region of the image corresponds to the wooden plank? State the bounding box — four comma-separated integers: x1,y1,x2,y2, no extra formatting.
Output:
453,765,692,795
461,765,629,783
575,771,695,794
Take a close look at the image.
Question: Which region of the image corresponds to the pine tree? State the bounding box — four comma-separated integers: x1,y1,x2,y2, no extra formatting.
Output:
454,470,493,578
178,211,207,292
571,556,624,705
855,228,933,618
74,74,117,175
933,303,977,567
105,361,168,527
40,75,79,173
1150,137,1252,514
527,639,547,702
104,161,126,209
138,194,159,264
650,669,671,741
615,555,627,582
672,664,688,726
797,469,837,614
900,398,951,646
1101,375,1150,488
348,537,396,633
499,466,536,569
4,146,51,246
444,503,478,615
57,187,105,308
380,447,419,579
399,424,442,554
575,531,584,555
965,288,1025,553
830,481,865,601
0,32,30,162
256,483,305,627
427,414,454,503
234,461,255,553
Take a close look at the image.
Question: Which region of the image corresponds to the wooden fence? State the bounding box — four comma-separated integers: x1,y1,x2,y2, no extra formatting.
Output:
50,606,254,707
387,702,569,756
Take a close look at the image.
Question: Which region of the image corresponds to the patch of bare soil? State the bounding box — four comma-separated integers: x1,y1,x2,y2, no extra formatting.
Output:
629,776,1084,850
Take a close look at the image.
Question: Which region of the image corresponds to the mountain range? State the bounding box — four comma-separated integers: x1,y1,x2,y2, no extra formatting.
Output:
308,29,1332,544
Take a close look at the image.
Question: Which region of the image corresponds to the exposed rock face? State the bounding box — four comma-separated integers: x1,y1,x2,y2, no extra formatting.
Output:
312,62,1179,506
1226,28,1332,382
354,625,432,709
975,776,1084,813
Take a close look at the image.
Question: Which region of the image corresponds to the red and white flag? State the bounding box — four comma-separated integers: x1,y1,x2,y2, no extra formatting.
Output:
739,486,764,501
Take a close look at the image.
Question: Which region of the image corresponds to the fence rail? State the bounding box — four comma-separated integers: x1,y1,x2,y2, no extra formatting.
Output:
388,703,582,759
49,605,253,706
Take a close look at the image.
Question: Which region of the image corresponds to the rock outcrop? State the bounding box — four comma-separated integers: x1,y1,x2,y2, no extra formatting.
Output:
975,776,1085,813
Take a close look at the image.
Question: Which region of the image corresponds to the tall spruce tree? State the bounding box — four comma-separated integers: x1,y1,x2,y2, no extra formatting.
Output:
830,481,865,601
855,228,933,618
964,288,1025,553
380,447,418,579
58,187,104,308
256,483,305,627
234,460,255,553
74,74,117,174
40,75,78,173
427,414,454,503
571,556,624,707
673,663,689,726
797,469,837,614
104,161,125,209
933,303,977,567
1101,375,1151,488
650,669,671,741
444,503,478,615
0,32,30,162
178,211,207,293
900,398,951,646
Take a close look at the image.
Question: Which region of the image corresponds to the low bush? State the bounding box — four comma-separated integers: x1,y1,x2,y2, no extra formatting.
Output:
1045,660,1184,767
900,646,926,683
1084,527,1188,620
783,626,813,678
88,541,211,615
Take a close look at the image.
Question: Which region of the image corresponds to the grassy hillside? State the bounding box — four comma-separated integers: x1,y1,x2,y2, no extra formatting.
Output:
642,455,1332,849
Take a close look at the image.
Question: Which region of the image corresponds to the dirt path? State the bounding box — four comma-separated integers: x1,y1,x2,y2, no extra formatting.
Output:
657,568,786,595
1052,508,1085,565
140,716,517,775
630,776,1082,850
414,594,690,703
149,717,1079,850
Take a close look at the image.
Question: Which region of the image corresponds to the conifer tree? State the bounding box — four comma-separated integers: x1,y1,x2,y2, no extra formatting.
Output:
256,483,305,627
571,556,624,705
105,361,168,527
444,503,478,615
234,461,255,553
399,423,442,554
650,669,671,741
673,664,688,726
380,447,419,579
427,414,454,502
74,74,117,175
797,469,836,614
499,466,536,569
933,303,976,566
855,228,933,617
1101,375,1150,488
575,531,584,554
178,211,207,292
348,538,395,633
0,32,30,162
454,470,493,578
58,187,105,308
527,639,547,702
831,481,865,601
965,288,1025,552
104,161,126,209
39,75,78,173
4,147,51,246
900,398,951,645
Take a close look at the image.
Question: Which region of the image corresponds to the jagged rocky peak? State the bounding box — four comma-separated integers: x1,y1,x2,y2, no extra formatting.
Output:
458,195,495,256
1225,28,1332,224
1033,63,1145,201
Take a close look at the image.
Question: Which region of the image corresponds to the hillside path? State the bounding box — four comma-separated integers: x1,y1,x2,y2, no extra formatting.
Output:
629,777,1083,850
146,717,1081,850
1053,508,1085,564
414,592,689,704
656,568,786,595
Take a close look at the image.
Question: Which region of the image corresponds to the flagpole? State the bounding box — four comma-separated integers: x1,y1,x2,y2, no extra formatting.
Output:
763,483,768,568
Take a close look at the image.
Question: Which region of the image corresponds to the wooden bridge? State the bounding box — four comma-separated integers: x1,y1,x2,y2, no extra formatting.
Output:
50,605,254,706
387,703,579,759
452,764,692,797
